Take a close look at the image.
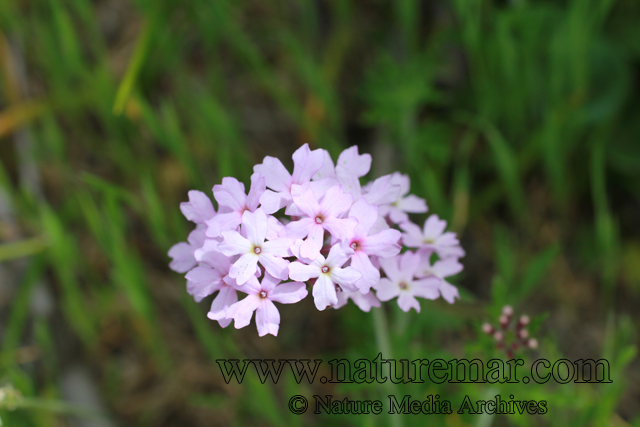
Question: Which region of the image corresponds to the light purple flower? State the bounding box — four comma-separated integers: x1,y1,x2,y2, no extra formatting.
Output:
168,225,206,273
255,144,325,214
225,273,307,336
282,185,357,260
378,173,427,224
333,290,381,312
400,214,464,258
218,209,293,285
374,251,441,313
289,244,361,310
205,173,266,237
415,253,462,304
343,198,401,293
185,243,237,328
362,174,402,206
336,146,372,178
180,190,216,224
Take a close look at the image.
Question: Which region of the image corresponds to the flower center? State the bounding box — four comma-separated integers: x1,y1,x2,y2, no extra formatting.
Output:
253,246,262,254
350,241,359,251
321,266,330,274
424,238,434,244
259,290,267,299
399,281,408,290
315,216,324,224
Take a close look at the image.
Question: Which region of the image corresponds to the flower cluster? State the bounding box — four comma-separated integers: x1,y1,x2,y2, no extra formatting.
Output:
169,144,465,336
482,305,538,359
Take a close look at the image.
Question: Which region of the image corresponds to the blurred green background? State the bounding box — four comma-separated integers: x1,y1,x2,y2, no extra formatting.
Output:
1,0,640,426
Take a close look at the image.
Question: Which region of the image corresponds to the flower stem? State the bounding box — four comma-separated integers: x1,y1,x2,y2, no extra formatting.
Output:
372,307,403,427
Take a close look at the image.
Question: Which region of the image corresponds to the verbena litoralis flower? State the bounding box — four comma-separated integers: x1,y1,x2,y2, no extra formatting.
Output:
374,251,441,313
225,273,307,337
169,143,465,336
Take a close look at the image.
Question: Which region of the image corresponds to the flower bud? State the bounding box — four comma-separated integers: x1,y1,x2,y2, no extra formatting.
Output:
501,305,513,317
499,314,509,328
482,323,494,335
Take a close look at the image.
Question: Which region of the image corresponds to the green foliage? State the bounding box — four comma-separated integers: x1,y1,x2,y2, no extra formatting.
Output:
0,0,639,426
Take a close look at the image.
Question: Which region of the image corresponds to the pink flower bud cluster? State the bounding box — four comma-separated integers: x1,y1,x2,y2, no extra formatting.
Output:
482,305,538,359
169,144,465,336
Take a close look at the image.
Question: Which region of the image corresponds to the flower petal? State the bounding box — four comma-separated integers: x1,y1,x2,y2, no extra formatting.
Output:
378,256,400,282
374,278,399,301
399,221,424,247
207,286,238,320
336,146,371,178
205,212,242,237
218,231,253,256
258,190,290,215
411,277,441,300
323,216,358,241
362,229,401,258
330,266,361,292
246,172,267,211
254,156,291,192
423,214,447,239
259,253,290,280
213,177,246,212
180,190,215,224
292,143,325,184
397,293,421,313
288,261,320,281
229,253,260,285
185,266,223,302
299,224,324,260
281,217,315,239
350,251,380,293
312,149,336,180
320,185,354,219
262,237,295,257
440,280,459,304
269,281,308,304
312,274,338,310
432,258,463,278
348,198,377,236
241,209,268,246
226,294,260,329
168,242,196,273
399,251,420,278
256,300,280,337
397,194,427,213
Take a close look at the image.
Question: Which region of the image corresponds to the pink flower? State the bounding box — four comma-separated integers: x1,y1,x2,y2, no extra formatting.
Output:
185,242,237,327
334,290,381,312
374,251,441,312
225,273,307,336
255,144,325,214
205,173,266,237
289,244,361,310
336,146,372,178
362,174,402,206
218,209,293,285
186,239,238,328
168,225,206,273
343,198,401,293
180,190,216,224
415,253,462,304
400,214,464,258
282,185,358,260
378,173,427,224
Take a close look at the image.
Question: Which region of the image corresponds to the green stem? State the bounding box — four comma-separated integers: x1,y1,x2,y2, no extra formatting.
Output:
372,307,403,427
